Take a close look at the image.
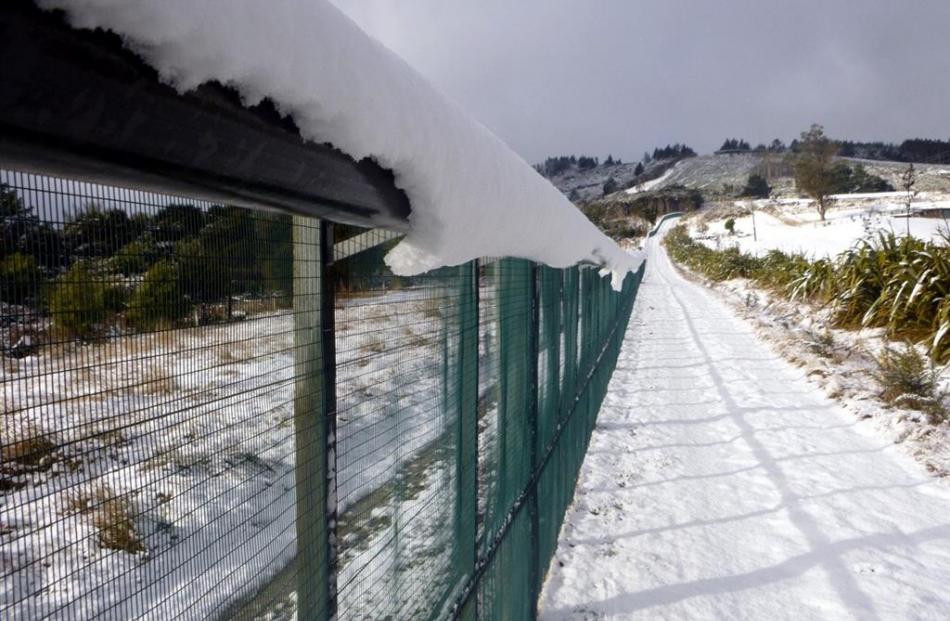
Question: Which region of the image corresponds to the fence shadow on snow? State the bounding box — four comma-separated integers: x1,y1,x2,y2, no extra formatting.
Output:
0,171,644,619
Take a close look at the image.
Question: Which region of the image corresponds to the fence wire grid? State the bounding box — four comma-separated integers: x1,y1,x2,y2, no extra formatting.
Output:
0,171,644,620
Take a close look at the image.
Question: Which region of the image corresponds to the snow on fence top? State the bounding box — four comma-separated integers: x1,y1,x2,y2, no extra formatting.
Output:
40,0,639,289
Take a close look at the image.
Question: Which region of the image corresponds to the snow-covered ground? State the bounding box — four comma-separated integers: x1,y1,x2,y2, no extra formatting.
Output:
693,194,950,258
1,289,460,619
539,225,950,620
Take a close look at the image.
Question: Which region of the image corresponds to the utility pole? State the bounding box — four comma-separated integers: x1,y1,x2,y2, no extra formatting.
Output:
751,203,758,242
901,163,917,237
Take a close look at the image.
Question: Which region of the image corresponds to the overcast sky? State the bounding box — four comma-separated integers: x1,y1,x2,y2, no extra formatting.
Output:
331,0,950,164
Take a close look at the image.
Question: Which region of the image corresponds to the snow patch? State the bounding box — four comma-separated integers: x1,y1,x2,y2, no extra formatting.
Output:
691,199,949,259
625,166,676,194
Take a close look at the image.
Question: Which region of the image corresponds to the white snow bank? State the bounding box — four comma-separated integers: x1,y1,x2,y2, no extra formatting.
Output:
694,201,949,259
40,0,637,288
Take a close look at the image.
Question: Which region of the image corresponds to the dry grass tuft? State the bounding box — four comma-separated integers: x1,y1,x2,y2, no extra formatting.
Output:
422,297,443,319
218,340,252,363
94,497,146,554
65,484,146,554
137,365,179,395
1,424,59,473
361,335,387,355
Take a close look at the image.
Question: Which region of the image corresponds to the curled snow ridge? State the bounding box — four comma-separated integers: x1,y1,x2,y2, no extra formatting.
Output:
40,0,638,288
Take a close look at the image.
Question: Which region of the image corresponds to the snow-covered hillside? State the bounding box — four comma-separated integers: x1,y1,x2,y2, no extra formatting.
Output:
621,153,950,199
849,159,950,193
636,153,768,195
545,161,649,202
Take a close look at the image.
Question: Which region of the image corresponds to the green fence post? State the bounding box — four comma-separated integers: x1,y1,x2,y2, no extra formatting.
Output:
456,260,479,621
293,217,334,621
527,263,540,619
319,221,339,620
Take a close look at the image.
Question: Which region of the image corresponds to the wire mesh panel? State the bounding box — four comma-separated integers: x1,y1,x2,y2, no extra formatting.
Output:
1,168,644,620
333,228,476,620
476,258,535,619
0,171,323,619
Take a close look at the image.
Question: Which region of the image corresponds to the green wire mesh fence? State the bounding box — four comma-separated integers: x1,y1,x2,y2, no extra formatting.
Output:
0,171,643,620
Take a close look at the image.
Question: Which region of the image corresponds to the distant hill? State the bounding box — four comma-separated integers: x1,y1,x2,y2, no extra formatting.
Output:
538,155,691,202
539,147,950,207
621,153,950,198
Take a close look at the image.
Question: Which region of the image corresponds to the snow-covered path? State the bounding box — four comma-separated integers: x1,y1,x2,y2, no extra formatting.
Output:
539,222,950,620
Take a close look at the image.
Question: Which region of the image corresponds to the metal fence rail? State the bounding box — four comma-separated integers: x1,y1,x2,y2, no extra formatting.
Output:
0,170,643,619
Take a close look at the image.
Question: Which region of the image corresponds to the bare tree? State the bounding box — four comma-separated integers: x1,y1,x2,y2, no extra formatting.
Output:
900,163,919,236
790,124,838,221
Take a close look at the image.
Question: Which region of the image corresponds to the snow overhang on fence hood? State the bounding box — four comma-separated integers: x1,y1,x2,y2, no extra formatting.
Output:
41,0,639,289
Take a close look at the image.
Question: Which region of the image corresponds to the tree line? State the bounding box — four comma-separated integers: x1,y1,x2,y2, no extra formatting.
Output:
649,144,696,160
837,138,950,164
0,185,294,338
535,154,627,177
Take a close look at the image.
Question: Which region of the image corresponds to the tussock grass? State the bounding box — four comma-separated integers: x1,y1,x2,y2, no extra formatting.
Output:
665,224,950,364
803,328,837,359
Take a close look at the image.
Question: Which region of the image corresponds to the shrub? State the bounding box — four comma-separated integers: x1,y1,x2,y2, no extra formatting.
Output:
0,252,42,305
50,260,108,340
742,173,771,198
103,283,130,314
873,345,946,423
724,218,736,234
127,260,189,330
664,224,950,364
109,238,160,275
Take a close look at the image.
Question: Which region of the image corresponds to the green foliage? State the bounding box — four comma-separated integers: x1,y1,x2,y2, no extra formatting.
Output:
741,173,771,198
602,177,619,195
64,206,139,258
829,162,894,194
103,283,130,314
838,138,950,165
0,252,42,305
128,260,188,330
50,261,107,340
719,138,751,151
789,124,838,220
578,203,651,240
152,204,205,242
652,144,696,159
109,238,160,275
577,155,598,170
0,184,63,271
873,345,946,423
664,224,950,364
724,218,736,234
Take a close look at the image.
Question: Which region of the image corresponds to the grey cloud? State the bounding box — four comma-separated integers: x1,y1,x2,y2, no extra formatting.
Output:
332,0,950,163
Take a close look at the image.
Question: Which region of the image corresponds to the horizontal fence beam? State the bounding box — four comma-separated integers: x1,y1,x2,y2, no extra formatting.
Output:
333,229,403,262
0,0,411,230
